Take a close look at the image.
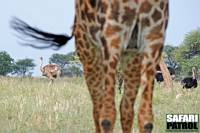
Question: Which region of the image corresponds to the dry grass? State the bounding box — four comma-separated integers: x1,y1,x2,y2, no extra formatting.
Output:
0,77,199,133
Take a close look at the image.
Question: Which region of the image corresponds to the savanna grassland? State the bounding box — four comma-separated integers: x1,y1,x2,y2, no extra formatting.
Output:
0,77,199,133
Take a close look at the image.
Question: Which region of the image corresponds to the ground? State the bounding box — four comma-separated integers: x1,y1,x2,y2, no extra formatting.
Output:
0,77,199,133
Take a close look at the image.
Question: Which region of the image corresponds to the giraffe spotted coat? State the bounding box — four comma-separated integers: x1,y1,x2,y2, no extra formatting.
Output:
74,1,168,133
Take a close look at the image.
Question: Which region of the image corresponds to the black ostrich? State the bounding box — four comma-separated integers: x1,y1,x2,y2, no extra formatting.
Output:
181,67,198,89
155,72,164,82
155,66,175,82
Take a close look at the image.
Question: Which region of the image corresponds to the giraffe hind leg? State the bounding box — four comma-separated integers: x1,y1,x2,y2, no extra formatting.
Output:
137,1,168,131
120,51,142,133
138,61,155,133
76,37,104,133
84,62,104,133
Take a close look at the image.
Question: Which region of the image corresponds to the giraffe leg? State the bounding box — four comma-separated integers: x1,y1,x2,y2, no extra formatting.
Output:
84,63,104,133
138,3,168,130
138,29,166,133
99,60,118,133
98,37,122,133
138,61,155,133
75,32,104,133
120,52,142,133
138,37,166,133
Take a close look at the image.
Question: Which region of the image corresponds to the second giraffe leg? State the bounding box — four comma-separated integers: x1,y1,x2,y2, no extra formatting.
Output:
99,38,122,133
120,52,142,133
99,60,118,133
75,32,104,133
138,60,156,133
84,63,104,133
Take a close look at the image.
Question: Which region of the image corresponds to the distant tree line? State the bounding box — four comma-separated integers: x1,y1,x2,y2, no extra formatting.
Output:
0,51,35,76
163,28,200,79
0,51,82,77
1,28,200,78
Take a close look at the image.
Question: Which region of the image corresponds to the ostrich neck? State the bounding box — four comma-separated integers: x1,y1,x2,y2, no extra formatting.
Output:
40,59,44,72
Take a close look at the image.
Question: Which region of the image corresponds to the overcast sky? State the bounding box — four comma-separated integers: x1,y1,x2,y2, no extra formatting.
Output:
1,0,200,76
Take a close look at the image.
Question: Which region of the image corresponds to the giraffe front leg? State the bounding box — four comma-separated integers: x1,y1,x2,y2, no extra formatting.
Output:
120,52,142,133
138,34,165,133
138,61,155,133
99,61,117,133
84,62,104,133
98,36,123,133
75,35,104,133
83,53,105,133
138,42,164,133
138,5,168,130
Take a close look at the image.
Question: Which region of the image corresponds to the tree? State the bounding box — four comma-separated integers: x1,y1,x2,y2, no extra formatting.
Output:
13,58,36,76
0,51,14,76
183,28,200,57
49,52,82,77
62,65,83,77
49,52,79,69
174,28,200,76
164,45,176,56
163,45,178,69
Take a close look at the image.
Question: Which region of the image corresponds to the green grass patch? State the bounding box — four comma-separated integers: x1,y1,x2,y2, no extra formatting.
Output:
0,77,199,133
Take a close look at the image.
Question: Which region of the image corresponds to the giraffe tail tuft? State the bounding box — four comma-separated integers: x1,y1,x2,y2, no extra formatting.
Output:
10,17,73,50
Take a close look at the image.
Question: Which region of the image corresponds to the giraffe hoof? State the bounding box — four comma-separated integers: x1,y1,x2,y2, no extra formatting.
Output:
144,123,153,133
101,119,111,131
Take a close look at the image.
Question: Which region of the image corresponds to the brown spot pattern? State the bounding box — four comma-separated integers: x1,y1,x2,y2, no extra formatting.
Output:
111,37,121,49
141,17,150,28
151,43,163,62
146,22,164,41
140,1,152,13
160,1,164,9
97,16,106,29
89,26,100,41
152,8,162,22
109,1,120,21
122,7,136,26
100,37,109,60
147,32,163,41
105,25,122,37
99,1,108,14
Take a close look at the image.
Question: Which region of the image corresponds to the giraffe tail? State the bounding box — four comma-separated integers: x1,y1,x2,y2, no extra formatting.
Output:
10,17,73,50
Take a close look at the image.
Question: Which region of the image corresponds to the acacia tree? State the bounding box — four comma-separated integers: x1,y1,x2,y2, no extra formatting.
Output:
183,28,200,57
49,52,78,69
12,58,35,76
174,28,200,76
163,45,178,68
49,52,82,77
0,51,14,76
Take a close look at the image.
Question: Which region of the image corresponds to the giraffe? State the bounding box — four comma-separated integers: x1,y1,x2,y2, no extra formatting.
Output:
11,0,169,132
40,57,61,84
